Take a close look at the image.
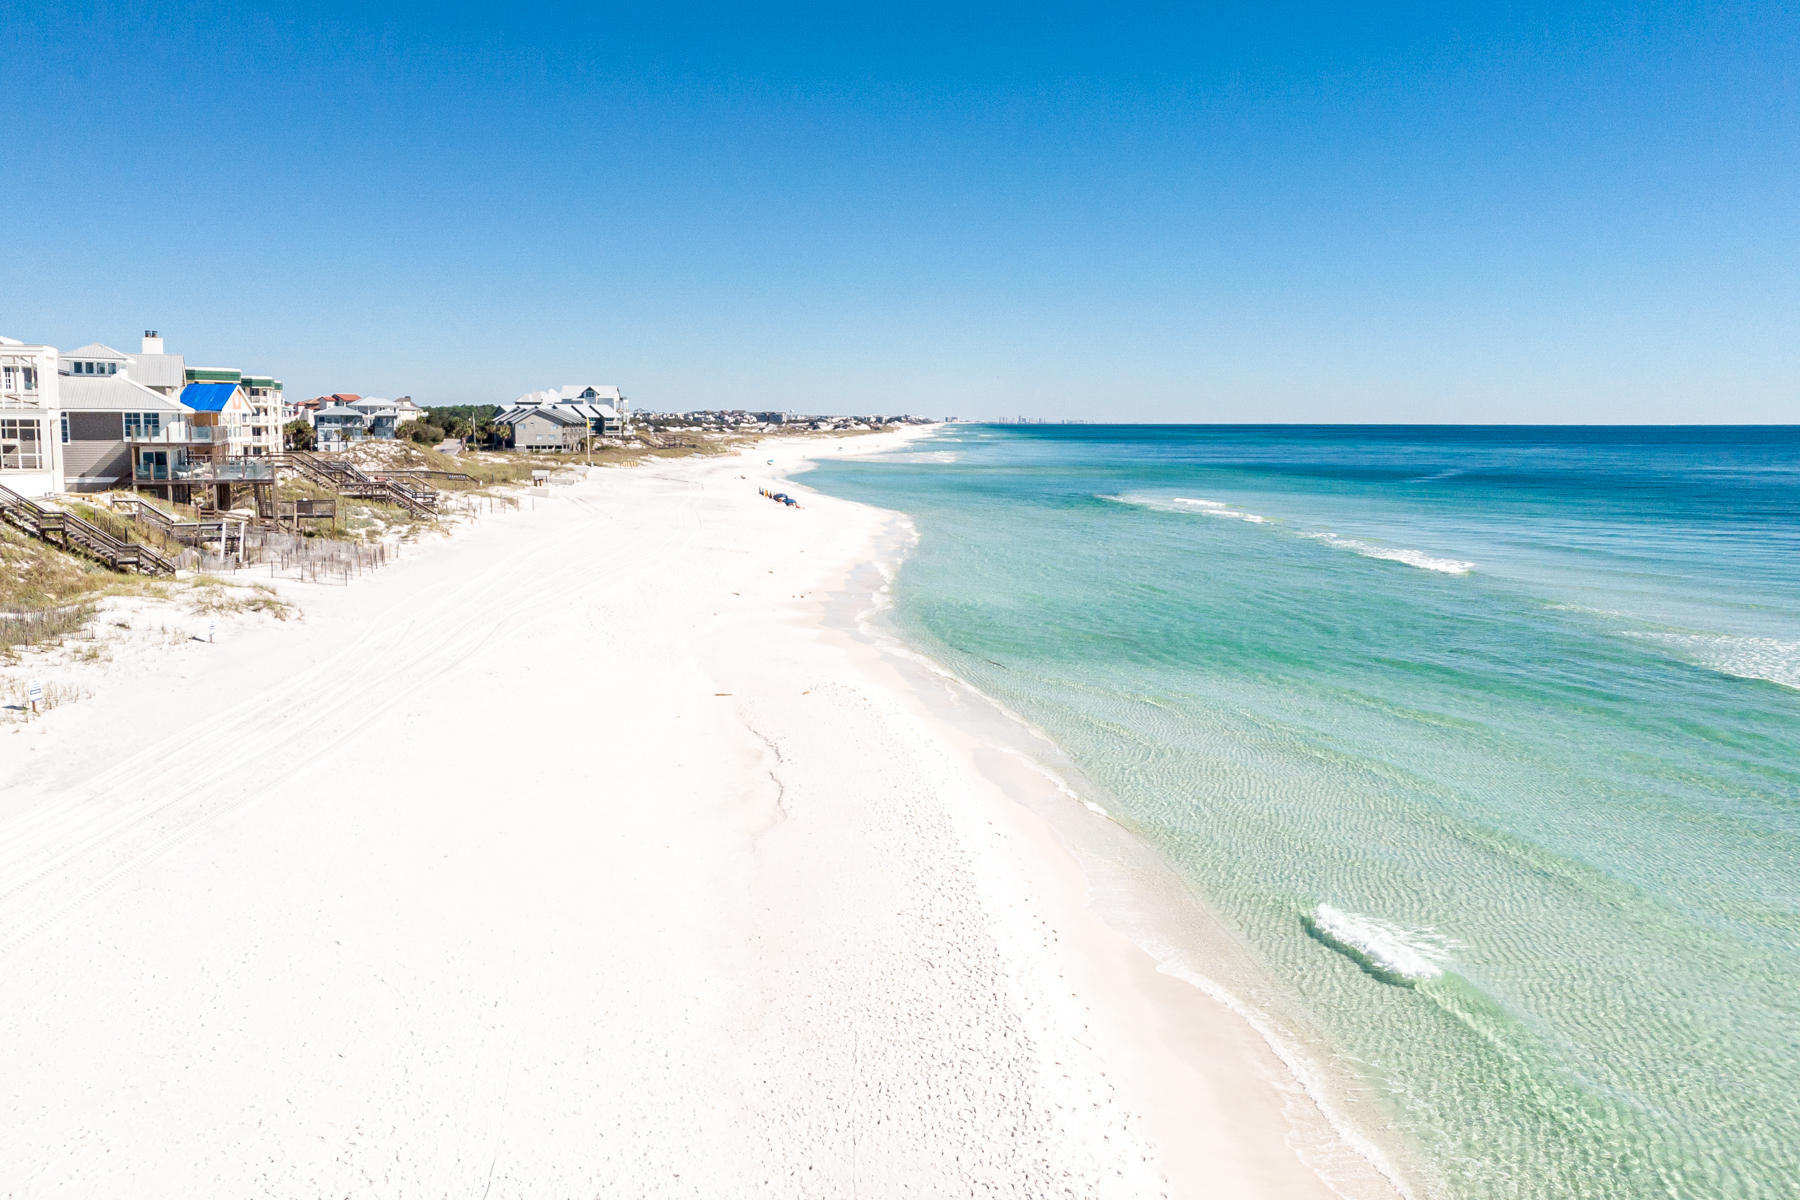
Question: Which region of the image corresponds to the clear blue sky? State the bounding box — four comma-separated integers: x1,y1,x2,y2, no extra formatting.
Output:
4,1,1796,421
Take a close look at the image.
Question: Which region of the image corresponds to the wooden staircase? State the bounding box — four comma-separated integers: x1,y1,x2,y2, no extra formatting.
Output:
0,484,178,575
276,451,441,518
109,496,249,554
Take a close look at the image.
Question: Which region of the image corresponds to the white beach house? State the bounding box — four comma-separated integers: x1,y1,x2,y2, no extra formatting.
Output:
0,335,64,498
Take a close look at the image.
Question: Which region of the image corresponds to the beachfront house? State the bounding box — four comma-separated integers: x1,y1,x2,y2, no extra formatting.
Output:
499,404,588,452
58,347,195,492
494,384,630,450
0,335,64,498
313,404,370,450
177,383,253,452
520,385,628,434
129,384,271,512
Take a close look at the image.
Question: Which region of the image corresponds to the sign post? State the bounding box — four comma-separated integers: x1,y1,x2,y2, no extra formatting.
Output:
208,618,216,644
27,678,42,716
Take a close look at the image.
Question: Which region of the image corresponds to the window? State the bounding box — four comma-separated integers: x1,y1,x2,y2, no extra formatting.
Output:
0,418,44,470
123,412,162,439
60,412,69,444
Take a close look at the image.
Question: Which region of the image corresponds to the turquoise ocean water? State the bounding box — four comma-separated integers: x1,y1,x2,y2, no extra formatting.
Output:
802,426,1800,1200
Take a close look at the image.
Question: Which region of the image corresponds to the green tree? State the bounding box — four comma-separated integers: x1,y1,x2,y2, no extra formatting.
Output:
424,405,499,427
396,420,446,444
283,419,315,450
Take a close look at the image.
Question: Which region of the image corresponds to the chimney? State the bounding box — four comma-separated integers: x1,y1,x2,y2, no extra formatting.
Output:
142,330,163,354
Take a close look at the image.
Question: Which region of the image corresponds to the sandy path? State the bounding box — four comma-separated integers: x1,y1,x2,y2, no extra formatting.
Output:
0,435,1363,1198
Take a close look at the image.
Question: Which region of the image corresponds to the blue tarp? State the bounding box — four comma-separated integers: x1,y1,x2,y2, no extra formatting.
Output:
180,382,239,412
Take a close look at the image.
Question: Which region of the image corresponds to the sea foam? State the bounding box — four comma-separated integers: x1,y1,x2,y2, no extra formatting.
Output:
1102,493,1268,523
1626,632,1800,691
1303,904,1452,984
1104,494,1473,571
1299,532,1474,575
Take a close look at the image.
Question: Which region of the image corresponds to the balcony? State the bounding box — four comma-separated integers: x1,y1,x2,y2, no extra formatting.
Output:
1,358,44,408
129,423,233,445
133,453,274,483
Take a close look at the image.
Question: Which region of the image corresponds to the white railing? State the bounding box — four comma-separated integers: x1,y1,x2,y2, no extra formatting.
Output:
129,423,249,445
134,454,275,483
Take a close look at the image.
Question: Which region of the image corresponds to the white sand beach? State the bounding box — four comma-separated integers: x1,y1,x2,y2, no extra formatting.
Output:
0,431,1393,1198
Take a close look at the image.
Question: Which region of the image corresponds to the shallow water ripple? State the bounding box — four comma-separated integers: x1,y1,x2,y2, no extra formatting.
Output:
808,425,1800,1199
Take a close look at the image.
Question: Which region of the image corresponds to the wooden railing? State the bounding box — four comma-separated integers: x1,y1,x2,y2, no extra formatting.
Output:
109,496,248,553
0,484,177,575
275,452,440,518
377,467,477,484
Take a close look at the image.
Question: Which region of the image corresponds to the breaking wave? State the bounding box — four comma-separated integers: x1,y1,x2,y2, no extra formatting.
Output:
1624,632,1800,692
1101,493,1268,523
1303,904,1455,985
1299,532,1474,575
1103,494,1474,573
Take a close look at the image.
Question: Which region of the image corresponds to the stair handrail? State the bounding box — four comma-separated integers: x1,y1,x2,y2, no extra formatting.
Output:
0,484,176,575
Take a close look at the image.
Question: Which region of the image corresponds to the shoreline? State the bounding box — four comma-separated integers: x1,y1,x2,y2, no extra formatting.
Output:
786,440,1418,1200
2,428,1405,1197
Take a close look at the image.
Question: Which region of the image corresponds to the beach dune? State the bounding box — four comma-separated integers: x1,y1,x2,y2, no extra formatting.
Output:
0,434,1363,1198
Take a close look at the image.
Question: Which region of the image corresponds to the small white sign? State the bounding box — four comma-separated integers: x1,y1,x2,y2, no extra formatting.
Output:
27,679,43,703
208,619,216,643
